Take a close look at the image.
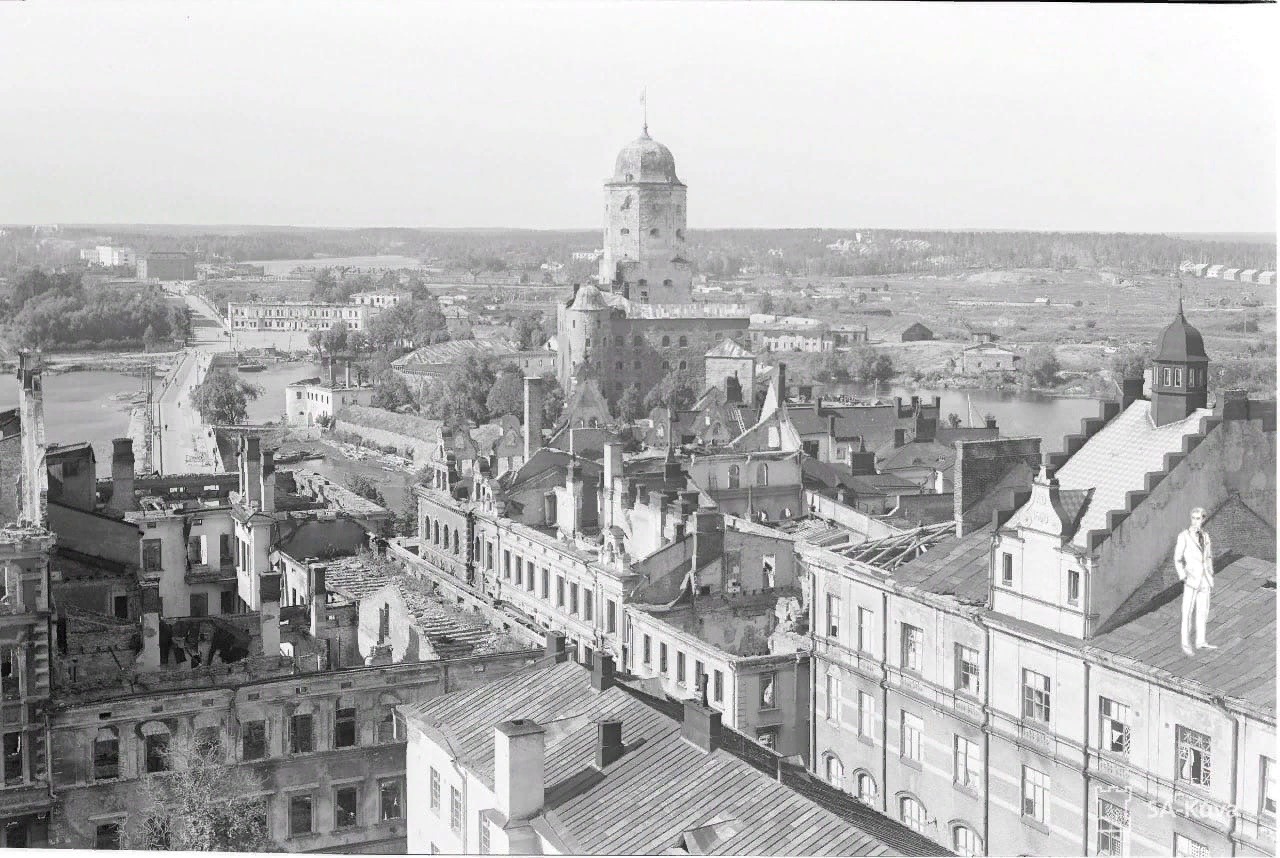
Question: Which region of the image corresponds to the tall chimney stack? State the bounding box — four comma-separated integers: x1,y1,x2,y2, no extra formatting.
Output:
260,449,276,513
309,564,328,639
259,573,281,658
138,585,162,669
108,437,137,513
524,376,545,460
494,720,546,821
16,349,48,526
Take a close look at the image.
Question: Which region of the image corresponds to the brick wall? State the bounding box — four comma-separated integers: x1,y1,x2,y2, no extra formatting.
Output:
0,434,20,525
952,437,1042,536
48,502,139,568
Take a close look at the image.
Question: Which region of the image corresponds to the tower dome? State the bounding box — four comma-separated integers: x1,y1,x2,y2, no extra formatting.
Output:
612,129,681,184
1154,299,1208,363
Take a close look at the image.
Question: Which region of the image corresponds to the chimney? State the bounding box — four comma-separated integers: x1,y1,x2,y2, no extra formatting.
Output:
344,359,352,389
893,427,907,448
603,441,624,489
259,573,281,658
328,357,337,387
309,564,328,638
914,414,937,443
828,414,837,439
1221,388,1249,422
591,652,615,692
911,395,920,412
239,436,263,508
545,630,567,663
681,698,722,753
776,363,787,404
139,585,162,669
524,376,545,460
1121,373,1145,410
260,449,276,513
16,349,48,526
494,720,546,821
108,437,137,513
933,395,942,412
595,719,624,769
985,414,998,430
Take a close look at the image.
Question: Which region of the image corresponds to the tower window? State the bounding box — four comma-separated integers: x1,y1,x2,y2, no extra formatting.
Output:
678,336,688,347
620,228,630,235
1173,368,1183,386
661,336,670,347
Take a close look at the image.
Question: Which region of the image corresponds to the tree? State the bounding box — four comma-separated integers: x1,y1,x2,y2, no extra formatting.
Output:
541,372,565,427
947,412,963,428
1024,344,1061,387
618,382,645,421
485,366,525,420
512,313,546,351
644,369,700,412
1109,346,1150,380
438,355,497,427
125,733,275,852
320,322,349,357
346,474,387,507
191,369,263,425
851,346,895,385
817,350,848,383
371,370,413,411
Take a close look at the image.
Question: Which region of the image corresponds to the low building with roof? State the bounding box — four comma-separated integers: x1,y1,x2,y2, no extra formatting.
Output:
803,304,1277,856
284,357,375,428
958,342,1021,375
401,656,949,856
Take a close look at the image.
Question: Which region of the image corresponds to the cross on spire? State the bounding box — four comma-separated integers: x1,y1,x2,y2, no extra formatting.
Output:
641,87,648,137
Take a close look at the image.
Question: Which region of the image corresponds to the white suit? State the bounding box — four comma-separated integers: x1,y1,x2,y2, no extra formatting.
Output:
1175,528,1214,649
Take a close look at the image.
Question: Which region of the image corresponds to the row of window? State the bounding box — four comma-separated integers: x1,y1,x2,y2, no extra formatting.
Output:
89,705,403,781
638,633,732,704
427,765,466,837
92,779,404,848
489,543,619,633
706,463,769,491
423,516,462,556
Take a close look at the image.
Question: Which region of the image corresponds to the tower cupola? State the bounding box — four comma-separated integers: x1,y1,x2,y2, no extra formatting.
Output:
1151,298,1210,426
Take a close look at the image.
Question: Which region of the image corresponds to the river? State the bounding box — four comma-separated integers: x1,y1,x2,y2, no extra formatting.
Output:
1,366,1103,483
827,382,1101,443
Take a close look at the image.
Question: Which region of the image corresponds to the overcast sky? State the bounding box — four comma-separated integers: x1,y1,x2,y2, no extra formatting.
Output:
1,2,1275,233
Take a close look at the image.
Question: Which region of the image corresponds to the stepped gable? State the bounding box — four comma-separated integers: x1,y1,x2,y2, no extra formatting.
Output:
1006,399,1213,550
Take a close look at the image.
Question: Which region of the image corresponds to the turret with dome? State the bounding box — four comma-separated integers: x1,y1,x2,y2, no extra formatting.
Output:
1151,297,1211,426
597,125,693,304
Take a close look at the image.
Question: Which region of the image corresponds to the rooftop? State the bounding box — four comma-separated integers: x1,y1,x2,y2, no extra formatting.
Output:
1005,400,1213,548
402,660,948,856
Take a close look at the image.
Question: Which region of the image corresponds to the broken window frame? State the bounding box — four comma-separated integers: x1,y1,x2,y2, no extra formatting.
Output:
334,785,358,830
379,778,404,821
334,705,358,749
289,713,315,755
241,720,268,761
288,793,313,837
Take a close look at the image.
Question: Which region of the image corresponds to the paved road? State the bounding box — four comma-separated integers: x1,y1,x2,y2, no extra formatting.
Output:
154,284,231,474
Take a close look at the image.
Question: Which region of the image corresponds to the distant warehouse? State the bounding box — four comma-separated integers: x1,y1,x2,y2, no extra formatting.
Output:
138,250,196,281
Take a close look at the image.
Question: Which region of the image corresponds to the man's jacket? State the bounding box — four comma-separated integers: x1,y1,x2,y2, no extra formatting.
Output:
1175,529,1215,591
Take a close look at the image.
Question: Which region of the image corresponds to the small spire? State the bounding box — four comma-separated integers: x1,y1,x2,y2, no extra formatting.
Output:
640,87,649,137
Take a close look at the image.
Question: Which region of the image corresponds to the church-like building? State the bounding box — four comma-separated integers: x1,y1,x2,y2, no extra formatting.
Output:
555,127,753,410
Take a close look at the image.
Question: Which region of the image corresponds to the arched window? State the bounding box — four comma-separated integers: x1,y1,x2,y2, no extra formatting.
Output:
678,360,687,370
899,795,927,833
951,824,982,857
432,520,440,545
661,335,670,347
855,771,876,803
442,524,449,549
633,335,643,347
728,465,741,490
758,463,769,486
662,360,670,371
452,530,460,555
678,336,688,347
822,752,844,788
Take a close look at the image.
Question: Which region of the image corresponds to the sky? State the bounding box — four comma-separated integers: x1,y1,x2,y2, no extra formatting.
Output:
1,2,1276,233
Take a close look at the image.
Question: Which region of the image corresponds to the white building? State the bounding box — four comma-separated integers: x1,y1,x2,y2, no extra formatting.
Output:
229,301,372,333
351,291,412,309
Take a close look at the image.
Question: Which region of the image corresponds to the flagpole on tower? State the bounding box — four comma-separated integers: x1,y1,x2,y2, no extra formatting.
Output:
641,87,648,135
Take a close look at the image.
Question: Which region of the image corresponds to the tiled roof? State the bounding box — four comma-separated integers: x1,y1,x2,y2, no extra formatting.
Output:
885,524,993,605
386,578,526,659
876,439,956,473
391,338,512,368
319,555,399,601
1006,400,1213,549
403,661,949,856
1090,555,1275,711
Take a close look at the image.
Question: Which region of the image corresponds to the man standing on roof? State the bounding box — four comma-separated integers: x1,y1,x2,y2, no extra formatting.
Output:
1175,507,1216,657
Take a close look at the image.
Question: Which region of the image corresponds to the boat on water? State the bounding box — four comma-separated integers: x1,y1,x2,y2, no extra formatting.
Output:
237,362,267,373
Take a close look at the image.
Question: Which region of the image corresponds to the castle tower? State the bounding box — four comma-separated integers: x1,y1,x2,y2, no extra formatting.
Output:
557,283,616,395
1150,299,1210,426
598,127,693,304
